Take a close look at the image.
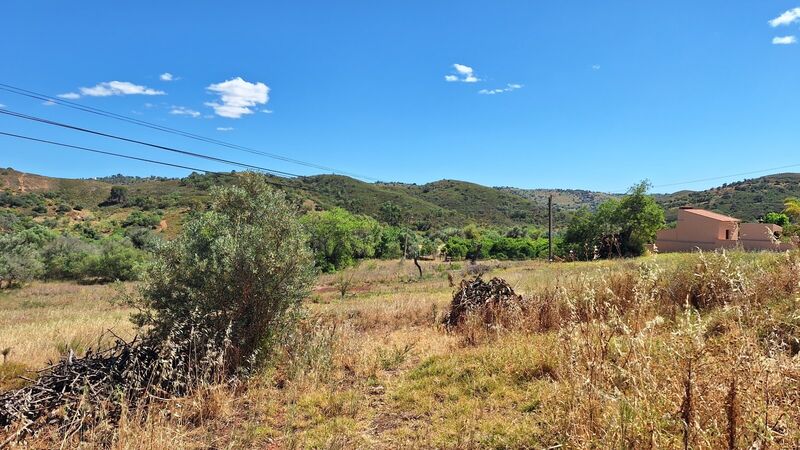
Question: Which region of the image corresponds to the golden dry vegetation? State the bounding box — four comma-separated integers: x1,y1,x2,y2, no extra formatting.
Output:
2,252,800,449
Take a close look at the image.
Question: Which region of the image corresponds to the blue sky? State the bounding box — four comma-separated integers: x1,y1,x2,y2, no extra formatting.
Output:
2,1,800,193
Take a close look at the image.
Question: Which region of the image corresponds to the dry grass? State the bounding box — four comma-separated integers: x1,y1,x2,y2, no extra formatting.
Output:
0,282,135,379
3,253,800,448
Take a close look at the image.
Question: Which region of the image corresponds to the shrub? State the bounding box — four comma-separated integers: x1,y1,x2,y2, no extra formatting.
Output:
41,235,97,280
134,173,316,369
122,211,162,229
82,238,146,282
0,232,44,288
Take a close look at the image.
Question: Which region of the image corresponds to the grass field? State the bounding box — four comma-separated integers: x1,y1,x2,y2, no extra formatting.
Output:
2,252,800,448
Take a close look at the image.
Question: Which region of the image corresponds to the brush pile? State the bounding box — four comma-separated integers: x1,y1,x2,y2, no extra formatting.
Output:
444,276,524,328
0,319,232,441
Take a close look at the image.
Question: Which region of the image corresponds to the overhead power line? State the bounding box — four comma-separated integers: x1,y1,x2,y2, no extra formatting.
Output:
651,162,800,189
0,108,302,178
0,131,220,175
0,131,301,191
0,83,378,181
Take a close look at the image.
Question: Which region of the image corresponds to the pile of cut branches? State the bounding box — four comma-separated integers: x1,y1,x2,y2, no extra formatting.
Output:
0,318,233,442
444,276,524,328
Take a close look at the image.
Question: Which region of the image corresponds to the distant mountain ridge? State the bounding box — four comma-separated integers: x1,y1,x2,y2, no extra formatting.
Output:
3,168,798,228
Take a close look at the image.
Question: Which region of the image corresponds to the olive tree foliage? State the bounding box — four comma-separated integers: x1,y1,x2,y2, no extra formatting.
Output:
133,173,316,369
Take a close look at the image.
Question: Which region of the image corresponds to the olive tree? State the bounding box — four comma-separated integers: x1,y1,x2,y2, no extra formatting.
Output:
134,173,316,369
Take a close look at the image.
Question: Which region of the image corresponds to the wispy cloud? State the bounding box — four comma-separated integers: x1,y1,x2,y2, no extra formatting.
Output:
772,35,797,45
205,77,270,119
216,127,234,131
478,83,523,95
592,64,601,70
42,100,56,106
169,106,201,117
445,63,480,83
160,72,177,81
59,81,165,99
770,7,800,27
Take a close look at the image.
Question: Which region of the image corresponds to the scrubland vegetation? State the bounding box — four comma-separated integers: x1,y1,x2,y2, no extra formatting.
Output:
2,249,800,448
3,171,800,448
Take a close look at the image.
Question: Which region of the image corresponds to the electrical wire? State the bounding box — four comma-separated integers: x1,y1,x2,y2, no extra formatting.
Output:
0,83,378,181
0,108,301,178
0,130,302,191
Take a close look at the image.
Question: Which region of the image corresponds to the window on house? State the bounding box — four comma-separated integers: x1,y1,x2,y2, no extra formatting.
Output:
725,229,731,240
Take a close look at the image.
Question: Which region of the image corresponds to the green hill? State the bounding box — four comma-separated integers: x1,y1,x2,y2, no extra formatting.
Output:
656,173,800,222
3,167,798,234
496,187,618,212
0,169,554,233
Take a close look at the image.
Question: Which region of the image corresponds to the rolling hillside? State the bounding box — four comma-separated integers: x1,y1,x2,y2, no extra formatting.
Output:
656,173,800,222
0,168,554,230
496,187,618,211
3,167,798,232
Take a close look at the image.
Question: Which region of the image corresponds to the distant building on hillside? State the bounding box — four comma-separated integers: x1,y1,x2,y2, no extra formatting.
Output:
654,207,796,252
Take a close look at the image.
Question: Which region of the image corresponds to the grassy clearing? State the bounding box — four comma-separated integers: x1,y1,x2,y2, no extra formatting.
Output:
3,253,800,448
0,282,135,377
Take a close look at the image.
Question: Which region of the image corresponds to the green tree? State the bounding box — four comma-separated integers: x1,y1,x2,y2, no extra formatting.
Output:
302,208,381,271
134,173,316,369
561,181,664,259
103,186,129,206
763,212,790,227
379,201,405,226
615,181,665,256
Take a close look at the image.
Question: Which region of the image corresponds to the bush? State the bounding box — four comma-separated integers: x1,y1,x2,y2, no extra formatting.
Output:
134,173,316,369
124,226,162,251
82,238,146,282
122,211,162,229
0,232,44,288
41,235,97,280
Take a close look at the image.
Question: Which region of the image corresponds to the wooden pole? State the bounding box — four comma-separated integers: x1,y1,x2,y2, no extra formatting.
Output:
548,195,553,262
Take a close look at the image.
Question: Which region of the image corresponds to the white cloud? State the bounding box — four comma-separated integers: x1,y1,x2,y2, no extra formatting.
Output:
592,64,601,70
478,83,523,95
42,100,56,106
773,35,797,44
67,81,165,98
205,77,270,119
169,106,201,117
262,109,273,114
58,92,81,100
770,7,800,27
216,127,234,131
160,72,175,81
445,63,481,83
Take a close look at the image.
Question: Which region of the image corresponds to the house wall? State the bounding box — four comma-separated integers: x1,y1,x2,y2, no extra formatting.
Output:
739,223,796,251
655,214,797,253
655,209,739,252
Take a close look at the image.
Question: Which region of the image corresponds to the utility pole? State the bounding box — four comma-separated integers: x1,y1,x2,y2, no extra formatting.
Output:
548,194,553,262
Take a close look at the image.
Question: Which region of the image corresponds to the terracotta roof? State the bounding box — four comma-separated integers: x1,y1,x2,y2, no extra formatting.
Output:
681,208,740,222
